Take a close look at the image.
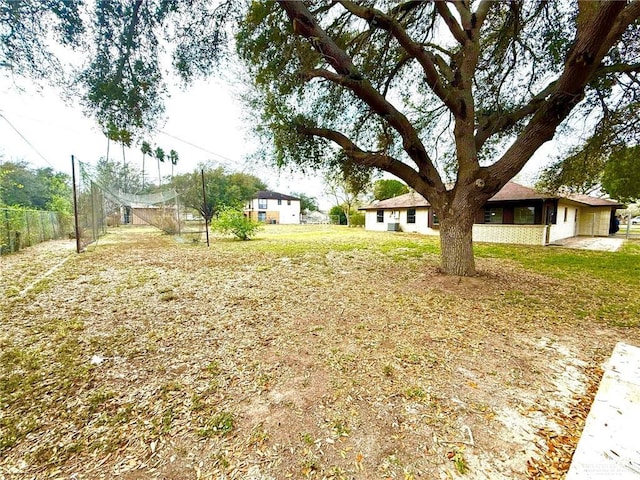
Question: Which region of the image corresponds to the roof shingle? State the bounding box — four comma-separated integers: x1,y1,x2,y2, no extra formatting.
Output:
254,190,300,201
360,182,623,209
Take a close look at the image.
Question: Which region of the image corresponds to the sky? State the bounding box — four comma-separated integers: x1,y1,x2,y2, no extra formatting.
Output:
0,76,334,208
1,74,553,211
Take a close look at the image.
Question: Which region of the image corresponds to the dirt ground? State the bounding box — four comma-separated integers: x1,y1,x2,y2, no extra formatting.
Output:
1,226,638,480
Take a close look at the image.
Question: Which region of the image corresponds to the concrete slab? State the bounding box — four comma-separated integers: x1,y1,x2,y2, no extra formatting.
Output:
566,342,640,479
549,236,625,252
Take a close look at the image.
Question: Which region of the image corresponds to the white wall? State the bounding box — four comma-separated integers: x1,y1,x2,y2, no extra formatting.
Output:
549,201,579,242
271,198,301,224
364,208,438,236
248,198,301,224
365,205,617,245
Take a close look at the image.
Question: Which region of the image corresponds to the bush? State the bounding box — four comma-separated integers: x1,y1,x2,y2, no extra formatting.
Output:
213,207,261,240
349,213,365,227
329,206,347,225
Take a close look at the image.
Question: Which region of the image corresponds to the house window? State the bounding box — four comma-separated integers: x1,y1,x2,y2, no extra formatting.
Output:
278,199,282,205
484,207,503,224
257,211,266,222
376,210,384,223
432,212,440,226
407,208,416,224
287,200,291,205
258,199,267,209
514,206,535,224
563,207,568,222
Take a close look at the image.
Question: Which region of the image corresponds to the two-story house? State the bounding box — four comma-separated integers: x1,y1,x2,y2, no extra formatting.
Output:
245,190,301,224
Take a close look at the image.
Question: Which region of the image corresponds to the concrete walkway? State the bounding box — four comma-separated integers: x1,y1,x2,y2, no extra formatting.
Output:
566,342,640,479
548,236,625,252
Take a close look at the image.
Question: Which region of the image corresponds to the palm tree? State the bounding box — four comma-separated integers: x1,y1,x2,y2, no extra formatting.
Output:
119,128,132,192
169,149,179,179
155,146,165,186
104,121,119,163
140,141,152,188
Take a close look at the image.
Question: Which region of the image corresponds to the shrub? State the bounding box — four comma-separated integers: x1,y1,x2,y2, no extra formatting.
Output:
329,206,347,225
213,207,261,240
349,212,365,227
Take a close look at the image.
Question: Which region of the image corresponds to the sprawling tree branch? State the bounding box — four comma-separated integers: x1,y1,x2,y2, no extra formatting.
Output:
298,125,435,195
603,0,640,53
238,1,640,275
475,80,558,150
434,1,467,45
476,59,640,152
278,0,444,191
336,0,460,116
485,1,631,190
473,0,493,34
596,62,640,76
116,0,144,83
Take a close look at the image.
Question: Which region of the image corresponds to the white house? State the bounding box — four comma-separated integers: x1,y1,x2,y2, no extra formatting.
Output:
360,182,623,246
245,190,301,224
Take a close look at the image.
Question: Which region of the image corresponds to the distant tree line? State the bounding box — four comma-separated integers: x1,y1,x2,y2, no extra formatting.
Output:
171,165,267,222
0,161,72,215
536,144,640,203
326,177,410,225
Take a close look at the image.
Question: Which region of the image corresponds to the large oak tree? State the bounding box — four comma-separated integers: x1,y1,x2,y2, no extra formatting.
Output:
3,1,639,275
236,1,640,275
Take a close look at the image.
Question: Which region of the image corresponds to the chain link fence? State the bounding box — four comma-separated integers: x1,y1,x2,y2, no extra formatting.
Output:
1,208,72,255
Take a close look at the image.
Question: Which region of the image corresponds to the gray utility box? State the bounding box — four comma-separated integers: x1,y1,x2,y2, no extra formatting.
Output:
387,223,400,231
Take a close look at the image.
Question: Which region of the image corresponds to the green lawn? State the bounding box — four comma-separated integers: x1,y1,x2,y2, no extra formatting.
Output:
1,225,638,479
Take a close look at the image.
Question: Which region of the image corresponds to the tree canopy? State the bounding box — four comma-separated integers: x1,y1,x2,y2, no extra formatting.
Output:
171,166,267,222
1,0,231,139
601,145,640,203
373,179,409,201
0,161,72,213
93,157,143,194
537,138,640,202
291,192,319,213
535,144,607,196
3,1,640,275
236,1,640,274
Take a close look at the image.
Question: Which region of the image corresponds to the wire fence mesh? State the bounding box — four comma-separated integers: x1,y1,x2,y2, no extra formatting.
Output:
74,160,184,250
0,208,72,255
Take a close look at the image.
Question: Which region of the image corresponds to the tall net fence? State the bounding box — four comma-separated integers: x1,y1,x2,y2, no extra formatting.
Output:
75,160,183,250
0,208,72,254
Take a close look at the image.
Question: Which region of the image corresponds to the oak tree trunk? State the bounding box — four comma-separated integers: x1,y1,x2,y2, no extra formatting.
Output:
438,210,476,277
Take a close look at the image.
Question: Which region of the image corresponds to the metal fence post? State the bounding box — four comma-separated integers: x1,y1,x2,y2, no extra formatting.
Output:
25,211,31,246
4,209,11,253
71,155,82,253
40,210,46,243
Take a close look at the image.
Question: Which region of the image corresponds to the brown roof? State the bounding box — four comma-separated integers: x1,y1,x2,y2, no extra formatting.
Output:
486,182,556,202
564,193,624,207
360,182,622,210
359,191,431,210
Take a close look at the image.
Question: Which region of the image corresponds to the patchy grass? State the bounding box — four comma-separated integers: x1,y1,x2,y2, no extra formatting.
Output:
1,225,638,479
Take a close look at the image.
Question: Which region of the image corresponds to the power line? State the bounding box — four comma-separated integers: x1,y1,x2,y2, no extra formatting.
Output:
0,110,56,169
158,130,240,167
